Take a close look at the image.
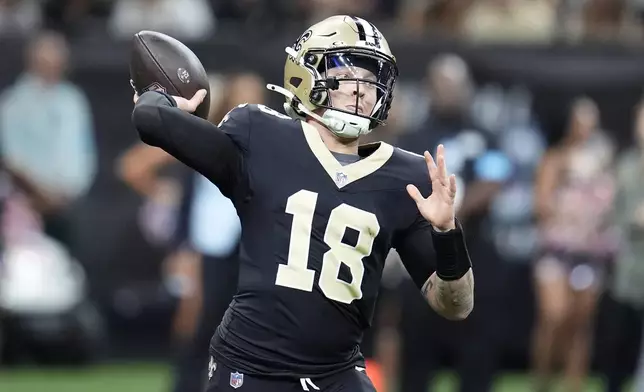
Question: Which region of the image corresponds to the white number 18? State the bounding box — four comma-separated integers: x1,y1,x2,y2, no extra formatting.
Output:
275,190,380,304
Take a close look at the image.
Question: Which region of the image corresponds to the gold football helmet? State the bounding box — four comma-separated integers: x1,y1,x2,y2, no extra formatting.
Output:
268,15,398,139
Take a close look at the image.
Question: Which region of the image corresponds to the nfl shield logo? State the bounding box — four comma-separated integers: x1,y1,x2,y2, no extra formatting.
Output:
335,171,348,187
230,372,244,389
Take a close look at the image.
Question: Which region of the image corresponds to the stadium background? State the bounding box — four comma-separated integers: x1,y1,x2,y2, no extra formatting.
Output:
1,1,644,391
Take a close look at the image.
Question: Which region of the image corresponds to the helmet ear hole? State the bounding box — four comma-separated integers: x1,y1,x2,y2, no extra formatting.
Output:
289,77,303,88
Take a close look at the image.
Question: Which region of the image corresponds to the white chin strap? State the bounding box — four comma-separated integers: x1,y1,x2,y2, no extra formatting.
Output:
266,83,371,139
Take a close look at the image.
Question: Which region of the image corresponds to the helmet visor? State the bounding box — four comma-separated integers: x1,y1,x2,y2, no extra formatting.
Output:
312,50,397,125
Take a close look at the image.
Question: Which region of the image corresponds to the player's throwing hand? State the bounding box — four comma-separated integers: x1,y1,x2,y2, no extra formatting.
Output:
406,144,457,231
133,89,207,114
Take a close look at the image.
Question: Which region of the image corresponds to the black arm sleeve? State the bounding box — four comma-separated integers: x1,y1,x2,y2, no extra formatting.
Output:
393,217,472,289
131,91,247,199
392,216,436,289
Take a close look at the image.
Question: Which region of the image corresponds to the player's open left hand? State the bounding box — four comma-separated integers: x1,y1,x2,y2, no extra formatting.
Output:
133,89,207,114
406,144,457,231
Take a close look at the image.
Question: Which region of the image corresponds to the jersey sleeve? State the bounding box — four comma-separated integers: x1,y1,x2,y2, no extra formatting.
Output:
391,155,436,289
131,91,250,200
392,214,437,289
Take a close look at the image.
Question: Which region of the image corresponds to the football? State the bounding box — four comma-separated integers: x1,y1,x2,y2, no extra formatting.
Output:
129,30,210,119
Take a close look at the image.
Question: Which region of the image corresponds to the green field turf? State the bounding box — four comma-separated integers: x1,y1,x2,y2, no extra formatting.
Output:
0,363,628,392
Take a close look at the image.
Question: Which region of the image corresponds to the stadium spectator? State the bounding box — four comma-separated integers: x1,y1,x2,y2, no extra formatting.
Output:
0,0,41,37
532,98,617,392
0,30,97,248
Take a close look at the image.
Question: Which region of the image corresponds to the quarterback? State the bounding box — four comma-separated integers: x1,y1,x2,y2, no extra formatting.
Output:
132,15,474,392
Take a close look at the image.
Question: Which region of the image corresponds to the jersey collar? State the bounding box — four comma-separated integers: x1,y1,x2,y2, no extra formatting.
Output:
301,122,394,189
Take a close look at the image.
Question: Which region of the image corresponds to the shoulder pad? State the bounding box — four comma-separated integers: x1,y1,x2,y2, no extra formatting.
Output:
393,147,431,191
218,103,251,127
249,103,295,122
394,147,426,173
396,147,425,161
221,103,296,126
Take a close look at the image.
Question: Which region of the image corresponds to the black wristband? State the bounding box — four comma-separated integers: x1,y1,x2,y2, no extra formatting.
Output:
431,219,472,281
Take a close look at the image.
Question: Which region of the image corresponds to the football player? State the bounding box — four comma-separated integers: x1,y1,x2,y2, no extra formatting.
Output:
131,15,474,392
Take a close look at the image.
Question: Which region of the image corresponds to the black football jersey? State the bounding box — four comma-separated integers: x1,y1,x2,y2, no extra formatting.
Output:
207,103,437,377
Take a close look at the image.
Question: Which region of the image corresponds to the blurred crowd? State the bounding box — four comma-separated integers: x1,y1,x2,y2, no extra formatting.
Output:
2,0,644,43
2,2,644,392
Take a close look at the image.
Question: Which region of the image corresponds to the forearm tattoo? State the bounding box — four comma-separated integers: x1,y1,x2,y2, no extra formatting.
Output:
422,270,474,320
